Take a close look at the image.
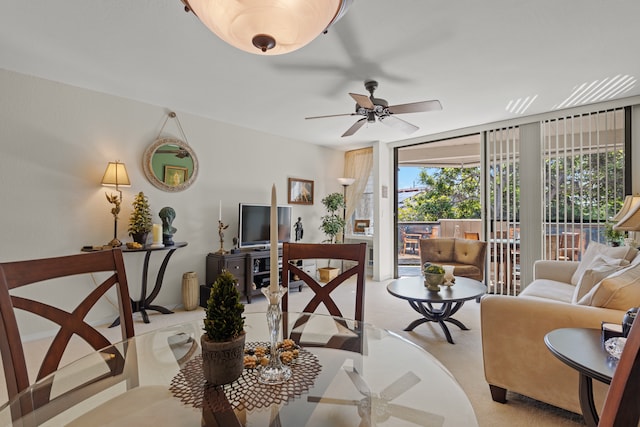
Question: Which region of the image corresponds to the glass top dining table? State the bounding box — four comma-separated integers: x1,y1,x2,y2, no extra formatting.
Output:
0,312,478,427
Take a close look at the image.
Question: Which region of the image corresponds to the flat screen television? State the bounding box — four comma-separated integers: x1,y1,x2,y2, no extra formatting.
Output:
238,203,292,249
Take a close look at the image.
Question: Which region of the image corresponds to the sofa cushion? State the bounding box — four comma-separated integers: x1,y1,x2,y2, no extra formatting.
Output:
519,279,575,303
570,242,638,286
578,263,640,310
571,255,629,303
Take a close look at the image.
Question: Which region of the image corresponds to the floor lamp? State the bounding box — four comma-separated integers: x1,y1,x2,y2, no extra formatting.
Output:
337,177,355,243
101,161,131,247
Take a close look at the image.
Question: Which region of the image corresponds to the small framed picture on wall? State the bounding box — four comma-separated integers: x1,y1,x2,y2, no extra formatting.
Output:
288,178,314,205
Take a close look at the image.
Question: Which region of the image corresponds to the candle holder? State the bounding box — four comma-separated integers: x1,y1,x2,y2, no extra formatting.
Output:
258,287,292,385
216,220,229,254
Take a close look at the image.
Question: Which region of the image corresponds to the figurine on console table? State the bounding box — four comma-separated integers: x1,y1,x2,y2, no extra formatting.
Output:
159,206,177,246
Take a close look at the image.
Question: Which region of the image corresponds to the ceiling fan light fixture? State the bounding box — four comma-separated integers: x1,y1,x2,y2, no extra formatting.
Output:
182,0,352,55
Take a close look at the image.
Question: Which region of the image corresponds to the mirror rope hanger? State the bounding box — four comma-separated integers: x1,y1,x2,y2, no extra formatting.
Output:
156,111,191,147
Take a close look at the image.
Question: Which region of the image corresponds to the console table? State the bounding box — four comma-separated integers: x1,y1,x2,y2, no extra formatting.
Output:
114,242,187,325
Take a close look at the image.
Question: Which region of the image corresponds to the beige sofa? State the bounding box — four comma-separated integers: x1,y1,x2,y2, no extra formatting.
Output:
481,242,640,414
419,238,487,282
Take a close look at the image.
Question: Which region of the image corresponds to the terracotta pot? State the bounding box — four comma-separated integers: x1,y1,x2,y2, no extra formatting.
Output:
201,332,246,385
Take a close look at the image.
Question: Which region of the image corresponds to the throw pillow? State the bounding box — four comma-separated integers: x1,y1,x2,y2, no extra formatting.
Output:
570,242,638,286
571,254,629,303
577,263,640,310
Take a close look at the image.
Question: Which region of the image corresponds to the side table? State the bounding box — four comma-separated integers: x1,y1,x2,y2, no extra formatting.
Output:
116,242,188,325
544,328,615,427
386,276,486,344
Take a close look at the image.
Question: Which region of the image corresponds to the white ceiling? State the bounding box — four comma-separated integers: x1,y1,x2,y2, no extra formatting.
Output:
2,0,640,151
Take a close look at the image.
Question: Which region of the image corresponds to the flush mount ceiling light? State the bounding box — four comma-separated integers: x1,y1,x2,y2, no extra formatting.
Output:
180,0,353,55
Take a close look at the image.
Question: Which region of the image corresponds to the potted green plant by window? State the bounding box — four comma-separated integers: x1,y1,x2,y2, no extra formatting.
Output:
318,192,346,282
201,270,246,385
128,192,153,245
605,221,624,246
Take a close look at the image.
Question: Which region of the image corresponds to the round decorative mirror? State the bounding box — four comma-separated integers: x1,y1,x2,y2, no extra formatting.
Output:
143,138,199,192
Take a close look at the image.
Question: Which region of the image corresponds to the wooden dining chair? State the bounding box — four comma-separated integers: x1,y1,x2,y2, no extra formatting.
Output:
0,249,136,421
281,242,366,353
598,316,640,426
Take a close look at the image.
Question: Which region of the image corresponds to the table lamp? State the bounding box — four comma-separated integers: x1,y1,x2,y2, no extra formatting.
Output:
101,161,131,247
613,195,640,246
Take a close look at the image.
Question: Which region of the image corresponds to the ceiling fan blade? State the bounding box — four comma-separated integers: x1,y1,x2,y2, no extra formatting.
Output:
379,371,420,401
306,112,356,120
342,118,367,137
344,367,371,396
307,396,360,406
387,100,442,114
387,403,445,426
349,93,375,110
379,115,419,134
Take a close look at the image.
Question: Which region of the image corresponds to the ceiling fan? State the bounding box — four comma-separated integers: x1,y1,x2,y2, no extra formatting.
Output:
306,80,442,137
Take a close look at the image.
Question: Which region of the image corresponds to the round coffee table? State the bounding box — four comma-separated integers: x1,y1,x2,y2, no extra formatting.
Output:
386,276,486,344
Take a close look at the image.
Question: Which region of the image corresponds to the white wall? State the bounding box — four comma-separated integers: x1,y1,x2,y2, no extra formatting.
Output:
0,69,344,337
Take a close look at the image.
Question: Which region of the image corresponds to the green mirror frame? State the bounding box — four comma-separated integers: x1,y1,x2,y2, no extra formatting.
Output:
143,138,199,192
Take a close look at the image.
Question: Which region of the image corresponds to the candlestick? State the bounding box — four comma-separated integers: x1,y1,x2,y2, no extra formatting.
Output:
218,200,222,221
270,184,278,297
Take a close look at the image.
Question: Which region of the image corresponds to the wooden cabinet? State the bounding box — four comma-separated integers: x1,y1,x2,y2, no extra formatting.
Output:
203,249,304,306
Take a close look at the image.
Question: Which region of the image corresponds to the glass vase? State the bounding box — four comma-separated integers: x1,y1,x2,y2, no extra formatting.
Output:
258,287,292,384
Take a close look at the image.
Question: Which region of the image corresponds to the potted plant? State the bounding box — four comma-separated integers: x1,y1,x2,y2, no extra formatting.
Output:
423,263,445,291
604,221,624,246
201,270,246,385
318,192,346,282
128,192,153,245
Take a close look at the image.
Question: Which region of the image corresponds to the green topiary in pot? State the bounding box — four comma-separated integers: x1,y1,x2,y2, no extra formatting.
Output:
204,271,245,341
128,192,153,244
201,270,246,385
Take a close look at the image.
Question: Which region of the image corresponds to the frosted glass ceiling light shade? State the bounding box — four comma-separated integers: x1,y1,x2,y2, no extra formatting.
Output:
181,0,353,55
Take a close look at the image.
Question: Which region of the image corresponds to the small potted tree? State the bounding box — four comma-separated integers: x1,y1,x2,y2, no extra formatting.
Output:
318,192,346,282
128,192,153,245
201,270,246,385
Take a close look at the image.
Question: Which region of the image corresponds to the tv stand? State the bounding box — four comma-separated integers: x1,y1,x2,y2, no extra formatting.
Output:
204,248,304,305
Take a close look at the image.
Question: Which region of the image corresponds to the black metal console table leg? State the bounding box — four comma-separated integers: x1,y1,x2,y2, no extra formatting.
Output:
110,247,179,327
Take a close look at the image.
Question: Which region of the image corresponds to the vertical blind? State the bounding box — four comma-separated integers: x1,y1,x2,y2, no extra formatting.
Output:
541,109,626,261
485,126,521,296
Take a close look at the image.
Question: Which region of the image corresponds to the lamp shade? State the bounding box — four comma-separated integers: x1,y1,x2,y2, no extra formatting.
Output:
612,195,640,222
337,177,356,187
183,0,352,55
614,200,640,231
101,162,131,187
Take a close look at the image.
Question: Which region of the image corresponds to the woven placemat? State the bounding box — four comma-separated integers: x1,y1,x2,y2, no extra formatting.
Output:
170,342,322,412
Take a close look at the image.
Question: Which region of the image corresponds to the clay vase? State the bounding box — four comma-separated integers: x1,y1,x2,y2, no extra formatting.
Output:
201,332,246,385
